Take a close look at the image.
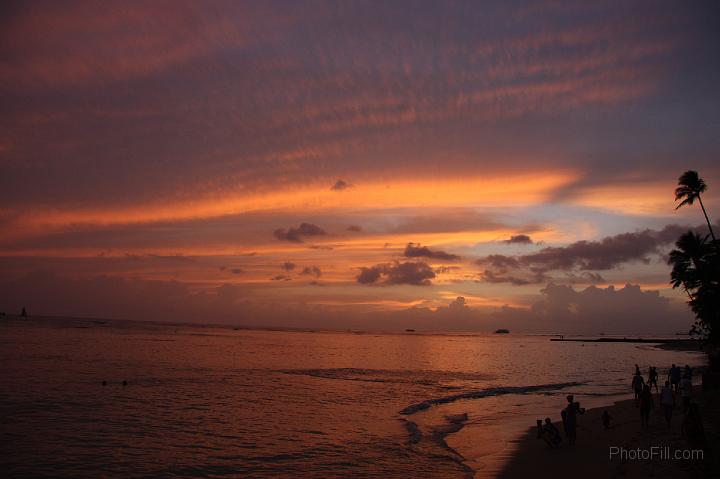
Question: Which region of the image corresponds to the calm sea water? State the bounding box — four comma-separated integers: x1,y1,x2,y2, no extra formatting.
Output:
0,318,705,478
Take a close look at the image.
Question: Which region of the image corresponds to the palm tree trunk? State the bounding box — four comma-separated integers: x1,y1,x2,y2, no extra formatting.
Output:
683,286,694,302
697,194,716,241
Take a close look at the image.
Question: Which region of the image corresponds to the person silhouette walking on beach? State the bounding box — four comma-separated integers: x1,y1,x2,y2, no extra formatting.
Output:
648,366,659,393
639,384,654,428
634,364,641,376
561,395,584,445
660,381,674,427
668,364,681,395
632,371,645,407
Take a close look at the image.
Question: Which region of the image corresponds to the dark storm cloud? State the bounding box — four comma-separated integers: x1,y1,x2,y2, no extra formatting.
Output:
404,243,461,261
503,234,533,245
273,223,327,243
357,261,436,286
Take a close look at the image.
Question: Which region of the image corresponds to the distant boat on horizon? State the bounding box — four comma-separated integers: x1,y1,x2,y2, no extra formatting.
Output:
405,328,416,332
494,328,510,334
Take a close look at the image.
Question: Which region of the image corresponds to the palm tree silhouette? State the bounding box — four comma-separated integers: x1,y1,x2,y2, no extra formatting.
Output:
675,170,715,241
668,230,720,341
669,231,708,295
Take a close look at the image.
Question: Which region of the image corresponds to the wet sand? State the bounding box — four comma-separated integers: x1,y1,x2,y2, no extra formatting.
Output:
495,390,719,478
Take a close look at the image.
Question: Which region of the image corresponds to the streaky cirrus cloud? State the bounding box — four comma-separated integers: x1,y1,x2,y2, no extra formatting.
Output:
2,0,717,215
403,242,461,261
357,261,435,286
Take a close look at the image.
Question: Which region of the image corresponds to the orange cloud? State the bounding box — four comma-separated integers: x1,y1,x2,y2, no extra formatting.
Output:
11,171,578,231
571,181,701,215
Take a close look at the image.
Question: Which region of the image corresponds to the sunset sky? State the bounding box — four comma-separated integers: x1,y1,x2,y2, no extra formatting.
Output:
1,0,719,333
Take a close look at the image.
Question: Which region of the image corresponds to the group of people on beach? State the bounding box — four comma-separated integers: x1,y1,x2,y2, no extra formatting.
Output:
632,363,695,429
537,362,705,449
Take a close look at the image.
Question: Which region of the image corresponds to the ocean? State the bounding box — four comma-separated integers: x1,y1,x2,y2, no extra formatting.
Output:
0,317,705,478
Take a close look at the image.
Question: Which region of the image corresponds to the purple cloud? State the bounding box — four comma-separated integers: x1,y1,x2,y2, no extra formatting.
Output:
331,179,352,191
274,223,327,243
404,242,460,261
503,234,533,245
476,225,694,285
357,261,436,286
300,266,322,278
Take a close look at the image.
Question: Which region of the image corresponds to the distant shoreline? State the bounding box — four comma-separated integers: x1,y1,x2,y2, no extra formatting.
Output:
551,338,697,343
0,314,701,341
551,337,705,351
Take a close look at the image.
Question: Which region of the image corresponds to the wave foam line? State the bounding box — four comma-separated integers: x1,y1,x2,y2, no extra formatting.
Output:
400,381,583,415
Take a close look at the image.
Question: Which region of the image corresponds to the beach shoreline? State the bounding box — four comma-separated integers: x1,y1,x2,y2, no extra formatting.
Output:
494,388,718,478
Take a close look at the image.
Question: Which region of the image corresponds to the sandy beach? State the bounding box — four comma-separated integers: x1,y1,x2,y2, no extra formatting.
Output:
497,388,719,478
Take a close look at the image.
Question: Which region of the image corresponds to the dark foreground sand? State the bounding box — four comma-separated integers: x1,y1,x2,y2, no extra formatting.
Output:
497,389,719,478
